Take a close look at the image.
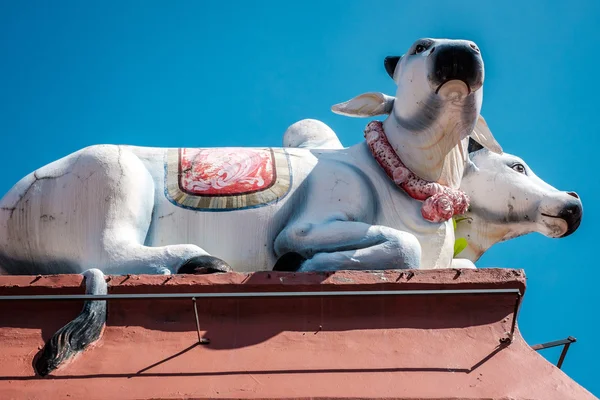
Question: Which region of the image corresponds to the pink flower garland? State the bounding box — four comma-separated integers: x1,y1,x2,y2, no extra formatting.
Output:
364,121,469,223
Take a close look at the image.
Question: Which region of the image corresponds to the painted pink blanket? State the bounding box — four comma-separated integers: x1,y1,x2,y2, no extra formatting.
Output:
179,148,276,196
165,147,291,211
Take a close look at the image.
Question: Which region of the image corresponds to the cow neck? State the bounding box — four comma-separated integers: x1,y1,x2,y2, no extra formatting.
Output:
363,121,470,223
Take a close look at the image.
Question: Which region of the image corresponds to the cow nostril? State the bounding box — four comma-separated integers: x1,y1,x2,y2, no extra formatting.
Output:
557,199,583,237
470,43,479,53
567,191,579,199
430,46,435,54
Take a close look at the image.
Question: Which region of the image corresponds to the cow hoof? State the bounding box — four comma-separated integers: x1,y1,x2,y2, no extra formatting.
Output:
273,252,307,272
177,255,232,274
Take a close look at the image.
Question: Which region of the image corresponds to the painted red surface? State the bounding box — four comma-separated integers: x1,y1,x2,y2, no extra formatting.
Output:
0,269,595,400
180,148,275,195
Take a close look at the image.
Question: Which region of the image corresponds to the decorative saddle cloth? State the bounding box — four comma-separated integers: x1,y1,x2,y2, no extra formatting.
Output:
165,147,291,211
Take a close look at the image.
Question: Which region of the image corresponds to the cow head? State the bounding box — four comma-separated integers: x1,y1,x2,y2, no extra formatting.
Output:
456,139,583,261
330,38,502,188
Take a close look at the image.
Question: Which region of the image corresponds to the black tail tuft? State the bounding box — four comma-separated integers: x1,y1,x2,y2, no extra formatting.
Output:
34,269,107,377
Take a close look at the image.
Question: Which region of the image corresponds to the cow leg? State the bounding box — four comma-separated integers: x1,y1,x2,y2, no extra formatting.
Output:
100,241,230,275
272,156,421,272
274,220,421,272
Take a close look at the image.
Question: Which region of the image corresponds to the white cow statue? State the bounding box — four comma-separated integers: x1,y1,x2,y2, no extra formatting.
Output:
0,38,504,277
0,38,582,375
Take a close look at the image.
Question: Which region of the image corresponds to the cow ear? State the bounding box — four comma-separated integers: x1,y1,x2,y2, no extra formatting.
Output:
470,115,503,154
468,137,484,153
384,56,401,80
331,92,395,118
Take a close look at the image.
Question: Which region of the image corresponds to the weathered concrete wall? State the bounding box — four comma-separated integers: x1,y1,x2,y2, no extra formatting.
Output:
0,269,595,399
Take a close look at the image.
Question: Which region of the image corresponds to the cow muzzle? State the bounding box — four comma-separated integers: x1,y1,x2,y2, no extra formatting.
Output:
428,43,484,95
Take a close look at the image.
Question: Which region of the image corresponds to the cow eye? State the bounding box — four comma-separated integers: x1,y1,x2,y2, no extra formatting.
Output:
511,163,526,174
411,40,433,55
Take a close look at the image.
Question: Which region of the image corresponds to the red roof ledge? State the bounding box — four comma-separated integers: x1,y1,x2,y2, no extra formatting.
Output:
0,268,594,400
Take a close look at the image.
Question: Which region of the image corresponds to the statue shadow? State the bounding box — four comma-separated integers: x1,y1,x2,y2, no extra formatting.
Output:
102,285,516,351
1,342,509,381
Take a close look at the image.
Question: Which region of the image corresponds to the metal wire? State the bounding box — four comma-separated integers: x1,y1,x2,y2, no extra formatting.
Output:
0,288,521,301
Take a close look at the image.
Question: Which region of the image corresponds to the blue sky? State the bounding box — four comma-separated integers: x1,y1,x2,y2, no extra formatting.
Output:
1,0,598,394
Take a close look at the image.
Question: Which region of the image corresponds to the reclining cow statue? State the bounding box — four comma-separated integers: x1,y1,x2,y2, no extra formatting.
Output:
0,38,583,375
0,38,506,277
